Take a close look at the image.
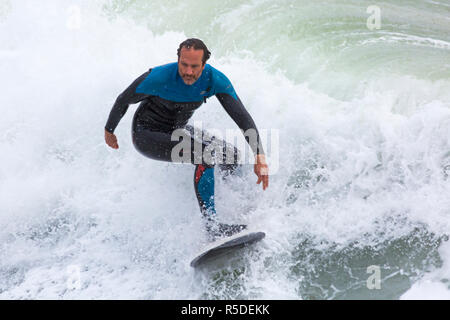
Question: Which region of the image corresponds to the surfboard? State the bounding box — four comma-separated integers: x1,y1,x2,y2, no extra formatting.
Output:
190,230,265,268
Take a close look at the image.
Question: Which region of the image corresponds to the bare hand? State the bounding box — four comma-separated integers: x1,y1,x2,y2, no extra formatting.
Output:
105,129,119,149
254,154,269,190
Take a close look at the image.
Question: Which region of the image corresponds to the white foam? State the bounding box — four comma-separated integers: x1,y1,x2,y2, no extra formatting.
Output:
401,281,450,300
1,0,450,299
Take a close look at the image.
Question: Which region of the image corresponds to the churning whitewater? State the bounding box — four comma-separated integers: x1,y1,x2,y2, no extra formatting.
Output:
1,0,450,299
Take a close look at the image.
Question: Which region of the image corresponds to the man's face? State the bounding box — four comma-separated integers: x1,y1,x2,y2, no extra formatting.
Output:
178,47,205,85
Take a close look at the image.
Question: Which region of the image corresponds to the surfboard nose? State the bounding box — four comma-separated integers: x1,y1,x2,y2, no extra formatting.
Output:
190,231,266,268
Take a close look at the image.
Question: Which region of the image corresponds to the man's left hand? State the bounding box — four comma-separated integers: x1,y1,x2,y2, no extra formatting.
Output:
254,154,269,190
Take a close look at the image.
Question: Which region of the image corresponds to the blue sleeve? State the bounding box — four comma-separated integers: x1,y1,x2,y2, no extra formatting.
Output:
216,92,265,155
211,68,238,100
211,67,264,155
105,70,151,133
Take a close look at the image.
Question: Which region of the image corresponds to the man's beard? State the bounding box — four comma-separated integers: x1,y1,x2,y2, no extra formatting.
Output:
182,74,197,83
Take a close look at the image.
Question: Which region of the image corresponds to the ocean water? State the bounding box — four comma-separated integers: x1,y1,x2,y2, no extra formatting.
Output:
1,0,450,299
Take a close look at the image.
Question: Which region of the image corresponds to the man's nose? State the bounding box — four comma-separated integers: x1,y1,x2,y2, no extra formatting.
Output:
186,67,193,75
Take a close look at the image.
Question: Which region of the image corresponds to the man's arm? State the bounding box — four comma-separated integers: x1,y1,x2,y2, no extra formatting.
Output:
216,92,269,190
105,70,151,134
216,93,265,155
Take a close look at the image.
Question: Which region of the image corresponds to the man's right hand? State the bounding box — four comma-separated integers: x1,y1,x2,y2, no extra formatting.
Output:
105,129,119,149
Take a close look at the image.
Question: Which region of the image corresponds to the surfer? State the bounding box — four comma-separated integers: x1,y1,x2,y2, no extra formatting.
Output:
104,38,269,241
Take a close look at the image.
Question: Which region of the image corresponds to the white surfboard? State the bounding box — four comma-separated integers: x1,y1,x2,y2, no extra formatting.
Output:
190,230,265,268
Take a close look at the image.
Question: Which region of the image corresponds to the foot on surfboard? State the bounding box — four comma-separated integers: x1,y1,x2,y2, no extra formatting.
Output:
205,221,247,242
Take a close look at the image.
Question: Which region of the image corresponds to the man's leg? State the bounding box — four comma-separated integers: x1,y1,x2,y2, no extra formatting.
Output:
194,163,216,218
187,126,246,240
132,124,246,240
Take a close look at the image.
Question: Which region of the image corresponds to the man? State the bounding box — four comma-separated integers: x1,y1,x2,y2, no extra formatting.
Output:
105,38,269,241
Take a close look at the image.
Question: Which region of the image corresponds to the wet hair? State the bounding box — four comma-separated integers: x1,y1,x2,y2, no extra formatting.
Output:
177,38,211,65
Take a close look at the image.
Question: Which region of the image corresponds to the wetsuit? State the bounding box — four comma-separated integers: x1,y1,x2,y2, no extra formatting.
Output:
105,62,264,237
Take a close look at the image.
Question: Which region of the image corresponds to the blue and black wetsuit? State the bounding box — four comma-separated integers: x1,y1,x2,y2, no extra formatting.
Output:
105,62,264,237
